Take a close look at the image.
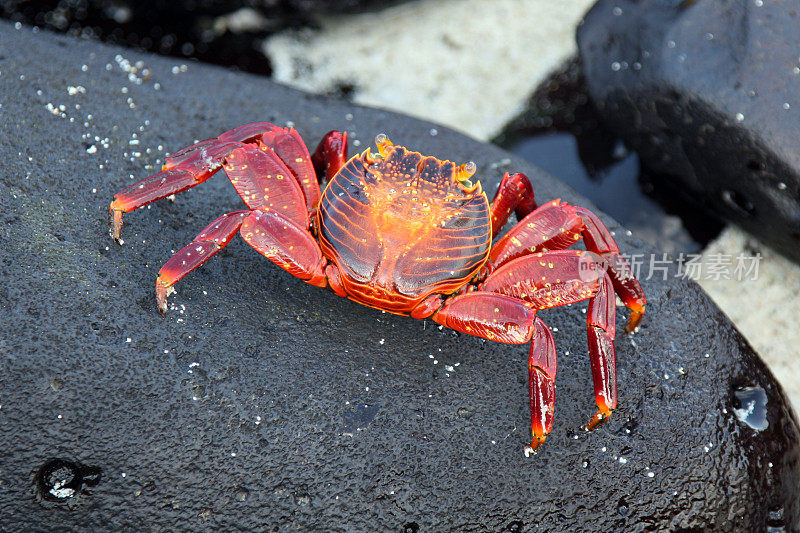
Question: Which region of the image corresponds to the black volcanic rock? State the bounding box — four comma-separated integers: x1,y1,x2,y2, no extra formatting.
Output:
0,21,798,532
577,0,800,263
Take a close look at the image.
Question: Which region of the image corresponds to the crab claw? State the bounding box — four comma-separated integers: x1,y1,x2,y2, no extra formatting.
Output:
375,133,393,156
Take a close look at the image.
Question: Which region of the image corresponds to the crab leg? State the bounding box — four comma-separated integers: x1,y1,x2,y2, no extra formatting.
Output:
240,210,327,287
153,137,329,312
488,172,538,238
527,317,557,456
485,199,583,273
223,146,310,228
572,206,646,331
481,251,620,434
109,139,241,241
585,269,617,431
311,130,349,184
484,200,645,332
155,210,251,313
431,292,538,344
429,291,561,456
110,122,323,241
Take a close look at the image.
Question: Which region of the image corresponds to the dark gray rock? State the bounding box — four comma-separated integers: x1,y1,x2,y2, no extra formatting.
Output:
577,0,800,263
0,21,798,532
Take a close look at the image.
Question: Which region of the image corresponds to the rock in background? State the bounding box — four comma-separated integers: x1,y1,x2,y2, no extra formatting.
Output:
0,0,412,75
574,0,800,413
577,0,800,262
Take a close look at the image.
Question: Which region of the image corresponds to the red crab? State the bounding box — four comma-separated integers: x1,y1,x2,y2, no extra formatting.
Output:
109,123,646,455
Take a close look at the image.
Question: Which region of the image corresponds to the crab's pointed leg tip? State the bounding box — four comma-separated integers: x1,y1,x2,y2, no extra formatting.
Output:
110,208,124,243
625,308,645,334
584,409,612,432
524,439,544,457
155,281,174,316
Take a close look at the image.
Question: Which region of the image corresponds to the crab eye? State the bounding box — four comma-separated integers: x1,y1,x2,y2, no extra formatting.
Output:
374,133,394,156
455,161,477,182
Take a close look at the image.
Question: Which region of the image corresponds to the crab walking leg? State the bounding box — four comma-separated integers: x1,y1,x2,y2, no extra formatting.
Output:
240,210,327,288
572,206,646,331
155,210,251,313
110,140,242,241
585,270,618,430
484,199,583,274
431,292,538,344
481,251,621,432
484,200,645,332
488,172,538,238
110,122,323,241
526,317,557,456
110,122,280,240
311,130,349,184
481,251,603,310
223,146,310,228
429,292,562,455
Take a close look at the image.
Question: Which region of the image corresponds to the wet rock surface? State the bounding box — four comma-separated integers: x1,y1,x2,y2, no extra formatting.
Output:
578,0,800,263
1,22,799,531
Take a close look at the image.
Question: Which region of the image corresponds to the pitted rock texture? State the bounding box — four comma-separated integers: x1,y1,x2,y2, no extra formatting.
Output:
578,0,800,263
0,22,798,532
